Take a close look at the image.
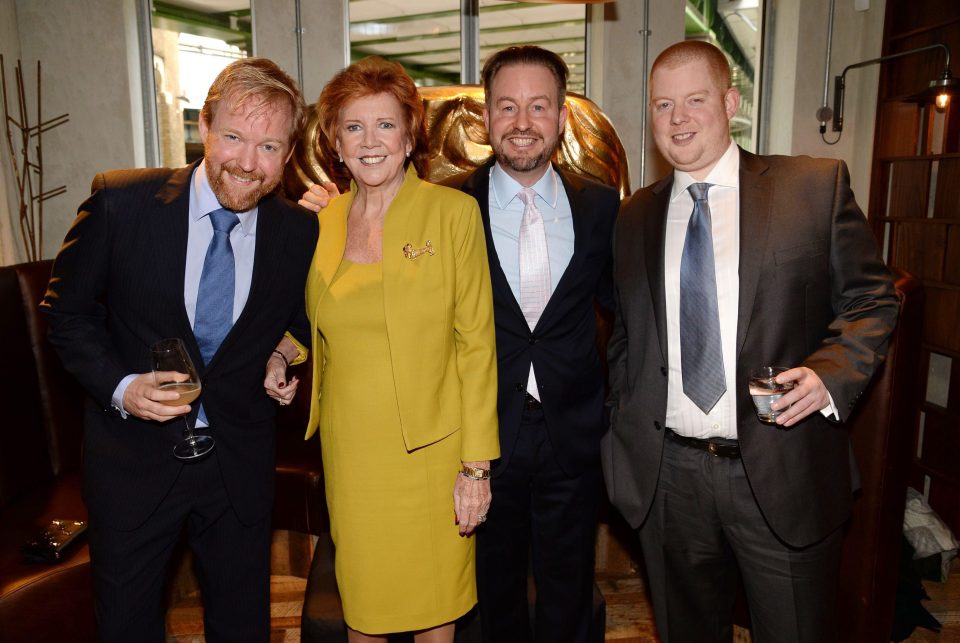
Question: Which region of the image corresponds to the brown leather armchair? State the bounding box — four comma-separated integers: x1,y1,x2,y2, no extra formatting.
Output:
0,259,330,640
838,268,923,642
0,260,92,642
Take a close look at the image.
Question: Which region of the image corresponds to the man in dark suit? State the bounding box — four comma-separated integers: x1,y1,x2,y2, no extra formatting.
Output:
299,46,617,643
41,58,318,641
461,46,618,643
603,41,899,642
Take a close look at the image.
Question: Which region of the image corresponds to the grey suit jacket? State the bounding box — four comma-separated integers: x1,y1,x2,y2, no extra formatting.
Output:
603,148,899,547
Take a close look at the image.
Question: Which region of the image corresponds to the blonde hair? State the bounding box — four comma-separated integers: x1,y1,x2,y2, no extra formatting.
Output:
201,57,307,145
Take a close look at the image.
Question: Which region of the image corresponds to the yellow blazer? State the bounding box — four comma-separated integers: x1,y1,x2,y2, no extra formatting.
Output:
304,166,500,462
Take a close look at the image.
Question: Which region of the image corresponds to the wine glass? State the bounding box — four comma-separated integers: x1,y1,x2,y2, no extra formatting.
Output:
151,338,213,461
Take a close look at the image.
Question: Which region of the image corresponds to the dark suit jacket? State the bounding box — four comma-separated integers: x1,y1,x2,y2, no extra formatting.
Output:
457,160,619,475
42,161,318,531
603,148,899,547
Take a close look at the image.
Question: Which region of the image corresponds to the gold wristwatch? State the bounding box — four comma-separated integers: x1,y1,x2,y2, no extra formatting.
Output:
460,464,490,480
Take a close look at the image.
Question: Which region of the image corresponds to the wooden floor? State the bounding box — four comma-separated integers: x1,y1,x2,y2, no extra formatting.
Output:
167,538,960,642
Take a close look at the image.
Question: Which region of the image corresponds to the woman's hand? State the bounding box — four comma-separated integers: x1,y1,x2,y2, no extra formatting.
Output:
453,460,492,537
264,337,300,406
298,181,340,213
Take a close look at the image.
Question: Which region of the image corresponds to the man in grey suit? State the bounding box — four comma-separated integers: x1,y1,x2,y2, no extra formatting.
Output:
603,41,899,643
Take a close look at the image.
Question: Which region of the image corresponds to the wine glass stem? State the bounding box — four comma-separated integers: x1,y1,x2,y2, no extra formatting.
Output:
182,417,195,439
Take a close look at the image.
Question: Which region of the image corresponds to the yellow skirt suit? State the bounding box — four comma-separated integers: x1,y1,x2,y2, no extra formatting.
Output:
304,166,500,634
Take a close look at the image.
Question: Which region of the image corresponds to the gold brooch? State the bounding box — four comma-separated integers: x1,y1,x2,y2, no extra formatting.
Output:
402,240,435,260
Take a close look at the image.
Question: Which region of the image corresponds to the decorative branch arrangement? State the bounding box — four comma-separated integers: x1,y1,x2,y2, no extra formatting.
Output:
1,55,69,262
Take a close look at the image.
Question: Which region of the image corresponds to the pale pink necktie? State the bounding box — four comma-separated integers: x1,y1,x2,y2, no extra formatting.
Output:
518,187,551,401
518,187,551,329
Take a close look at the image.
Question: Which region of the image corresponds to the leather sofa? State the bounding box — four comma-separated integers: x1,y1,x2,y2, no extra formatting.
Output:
0,259,328,641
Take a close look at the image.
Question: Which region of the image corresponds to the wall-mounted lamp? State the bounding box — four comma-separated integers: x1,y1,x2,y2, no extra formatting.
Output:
828,43,956,136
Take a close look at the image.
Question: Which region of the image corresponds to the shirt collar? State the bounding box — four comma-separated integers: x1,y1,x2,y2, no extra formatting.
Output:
670,140,740,202
490,162,559,210
191,160,258,236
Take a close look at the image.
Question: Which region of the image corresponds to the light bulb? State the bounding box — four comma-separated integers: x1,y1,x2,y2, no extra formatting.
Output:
935,92,949,111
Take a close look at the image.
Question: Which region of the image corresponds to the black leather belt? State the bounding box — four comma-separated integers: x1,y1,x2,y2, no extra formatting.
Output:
524,393,543,410
666,428,740,459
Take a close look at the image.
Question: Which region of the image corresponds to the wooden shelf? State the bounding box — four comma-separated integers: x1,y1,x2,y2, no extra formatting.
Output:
878,152,960,162
876,217,960,224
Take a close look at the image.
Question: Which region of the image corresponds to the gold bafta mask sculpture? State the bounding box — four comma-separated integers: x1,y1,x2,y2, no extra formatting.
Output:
283,85,631,199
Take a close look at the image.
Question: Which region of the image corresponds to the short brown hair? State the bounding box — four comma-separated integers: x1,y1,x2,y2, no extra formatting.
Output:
481,46,569,107
201,57,307,146
651,41,732,92
316,56,428,177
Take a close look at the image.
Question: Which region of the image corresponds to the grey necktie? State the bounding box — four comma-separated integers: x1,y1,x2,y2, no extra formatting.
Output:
680,183,726,413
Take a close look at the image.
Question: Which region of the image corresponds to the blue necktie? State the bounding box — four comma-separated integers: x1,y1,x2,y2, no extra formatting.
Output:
194,208,239,425
680,183,726,414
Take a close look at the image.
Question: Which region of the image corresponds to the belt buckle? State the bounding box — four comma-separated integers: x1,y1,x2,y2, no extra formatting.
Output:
708,442,719,457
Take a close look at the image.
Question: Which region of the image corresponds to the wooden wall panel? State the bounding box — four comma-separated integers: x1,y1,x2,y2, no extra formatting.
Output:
922,286,960,353
946,226,960,285
887,161,931,218
875,102,921,158
886,3,960,37
882,34,958,100
892,222,945,279
934,159,960,219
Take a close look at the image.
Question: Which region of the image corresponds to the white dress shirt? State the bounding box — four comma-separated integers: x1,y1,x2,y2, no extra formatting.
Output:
488,162,574,400
665,142,837,438
665,141,741,439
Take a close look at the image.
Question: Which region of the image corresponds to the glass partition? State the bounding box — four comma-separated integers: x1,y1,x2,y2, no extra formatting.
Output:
150,1,251,166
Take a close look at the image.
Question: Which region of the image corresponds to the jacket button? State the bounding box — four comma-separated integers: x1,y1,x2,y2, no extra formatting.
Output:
653,421,662,431
515,383,525,392
660,367,667,376
528,336,537,344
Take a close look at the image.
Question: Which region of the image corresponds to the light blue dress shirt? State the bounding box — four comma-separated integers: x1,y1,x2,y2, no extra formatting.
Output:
112,161,258,420
488,162,574,400
488,162,574,300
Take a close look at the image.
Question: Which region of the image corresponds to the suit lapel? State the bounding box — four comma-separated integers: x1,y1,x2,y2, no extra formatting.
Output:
153,162,202,364
646,177,672,365
736,149,773,357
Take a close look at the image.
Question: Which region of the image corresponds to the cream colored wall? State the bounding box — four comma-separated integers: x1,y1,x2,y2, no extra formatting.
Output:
0,0,22,264
10,0,143,260
767,0,886,212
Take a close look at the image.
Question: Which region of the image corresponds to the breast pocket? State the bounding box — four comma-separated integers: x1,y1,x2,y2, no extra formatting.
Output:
774,240,827,266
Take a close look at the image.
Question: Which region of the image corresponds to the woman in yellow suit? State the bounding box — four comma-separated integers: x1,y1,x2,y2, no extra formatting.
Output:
267,57,499,642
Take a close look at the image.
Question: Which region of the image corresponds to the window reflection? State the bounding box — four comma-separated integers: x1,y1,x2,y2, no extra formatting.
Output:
151,1,251,166
687,0,762,151
348,1,587,94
